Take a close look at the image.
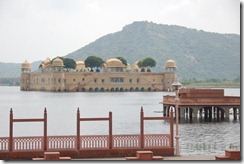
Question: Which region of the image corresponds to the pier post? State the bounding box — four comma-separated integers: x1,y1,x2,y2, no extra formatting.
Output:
109,111,112,149
170,108,174,148
44,108,47,151
77,108,80,150
9,108,13,152
140,107,144,149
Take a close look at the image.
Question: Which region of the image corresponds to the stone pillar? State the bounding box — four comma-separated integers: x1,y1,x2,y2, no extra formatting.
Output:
224,108,229,119
189,108,193,120
233,108,237,120
221,109,224,119
180,107,185,118
204,108,208,119
199,108,203,118
217,108,220,119
192,108,198,118
163,106,167,117
213,107,216,119
185,108,188,119
209,107,212,119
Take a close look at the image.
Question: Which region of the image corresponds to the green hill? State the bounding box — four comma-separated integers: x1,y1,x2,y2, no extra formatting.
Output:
66,21,240,81
0,61,41,78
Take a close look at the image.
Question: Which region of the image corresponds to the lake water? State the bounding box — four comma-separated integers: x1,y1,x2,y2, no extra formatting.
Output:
0,86,240,155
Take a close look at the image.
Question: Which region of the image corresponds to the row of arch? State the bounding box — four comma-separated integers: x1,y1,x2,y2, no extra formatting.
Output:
77,87,154,92
163,106,240,120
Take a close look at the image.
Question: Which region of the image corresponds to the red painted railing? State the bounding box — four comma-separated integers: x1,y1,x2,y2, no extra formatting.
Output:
0,137,9,152
48,136,76,150
0,134,171,152
13,136,43,152
80,135,109,150
144,134,171,148
113,134,140,148
0,107,174,154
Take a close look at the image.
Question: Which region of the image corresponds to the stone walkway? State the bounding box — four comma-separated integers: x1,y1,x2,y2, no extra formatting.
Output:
73,155,216,160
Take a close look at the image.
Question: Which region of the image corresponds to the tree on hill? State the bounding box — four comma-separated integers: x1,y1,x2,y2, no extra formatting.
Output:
138,57,156,72
84,56,104,72
52,57,76,71
63,58,76,70
116,57,127,66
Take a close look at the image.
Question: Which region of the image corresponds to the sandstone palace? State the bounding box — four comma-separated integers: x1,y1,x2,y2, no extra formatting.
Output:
20,57,177,92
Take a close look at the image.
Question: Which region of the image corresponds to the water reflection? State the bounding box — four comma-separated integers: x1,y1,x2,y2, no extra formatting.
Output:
177,116,240,155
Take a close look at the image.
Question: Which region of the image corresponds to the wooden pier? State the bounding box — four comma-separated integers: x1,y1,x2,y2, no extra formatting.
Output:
162,88,240,120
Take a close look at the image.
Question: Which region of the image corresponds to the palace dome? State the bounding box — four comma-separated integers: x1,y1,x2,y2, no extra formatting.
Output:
76,60,85,66
133,61,139,70
21,60,31,70
165,59,177,69
52,58,64,67
105,58,126,68
39,58,52,69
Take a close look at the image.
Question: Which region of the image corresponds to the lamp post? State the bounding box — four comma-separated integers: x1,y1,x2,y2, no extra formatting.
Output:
172,77,182,156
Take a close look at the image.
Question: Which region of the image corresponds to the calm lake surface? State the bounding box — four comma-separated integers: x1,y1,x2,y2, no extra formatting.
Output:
0,86,240,155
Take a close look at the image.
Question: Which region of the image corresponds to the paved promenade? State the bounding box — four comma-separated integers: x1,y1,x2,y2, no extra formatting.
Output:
73,155,216,160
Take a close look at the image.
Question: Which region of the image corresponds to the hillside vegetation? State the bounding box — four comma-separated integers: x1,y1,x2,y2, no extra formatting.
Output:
66,21,240,81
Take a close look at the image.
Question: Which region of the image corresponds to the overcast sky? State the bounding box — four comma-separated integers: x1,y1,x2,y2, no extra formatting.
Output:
0,0,240,63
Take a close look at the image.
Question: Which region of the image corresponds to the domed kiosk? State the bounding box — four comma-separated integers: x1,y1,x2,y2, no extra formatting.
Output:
133,61,140,72
52,58,64,72
104,58,126,72
39,58,52,70
20,60,32,91
164,59,177,72
52,58,64,67
21,60,31,73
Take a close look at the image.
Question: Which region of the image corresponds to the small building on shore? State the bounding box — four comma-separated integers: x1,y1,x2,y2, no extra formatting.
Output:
162,88,240,120
20,58,177,92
